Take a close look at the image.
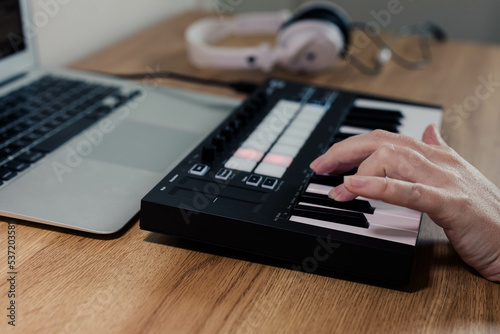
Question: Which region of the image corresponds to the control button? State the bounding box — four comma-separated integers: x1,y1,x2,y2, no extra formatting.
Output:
189,163,210,176
202,145,216,162
262,177,278,190
237,112,249,125
234,147,264,161
246,174,263,187
270,143,301,158
225,157,257,172
244,102,258,116
253,92,267,106
262,153,293,167
215,168,232,181
254,162,287,178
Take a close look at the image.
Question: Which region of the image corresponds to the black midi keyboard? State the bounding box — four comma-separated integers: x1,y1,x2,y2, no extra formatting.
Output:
140,79,442,285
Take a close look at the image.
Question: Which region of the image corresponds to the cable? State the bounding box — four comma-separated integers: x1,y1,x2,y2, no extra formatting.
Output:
346,21,446,75
94,70,260,94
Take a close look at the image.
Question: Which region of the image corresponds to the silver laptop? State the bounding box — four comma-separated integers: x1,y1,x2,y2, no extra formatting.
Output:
0,0,239,233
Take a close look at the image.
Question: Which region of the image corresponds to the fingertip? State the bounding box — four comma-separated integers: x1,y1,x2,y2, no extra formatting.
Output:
328,183,358,202
328,184,344,200
422,124,447,147
309,156,321,171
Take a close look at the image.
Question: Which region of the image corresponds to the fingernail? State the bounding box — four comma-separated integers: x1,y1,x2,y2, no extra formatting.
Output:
310,156,323,170
432,124,441,138
344,176,367,188
328,184,344,200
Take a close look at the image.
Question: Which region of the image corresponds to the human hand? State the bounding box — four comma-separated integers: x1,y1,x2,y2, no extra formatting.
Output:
310,124,500,282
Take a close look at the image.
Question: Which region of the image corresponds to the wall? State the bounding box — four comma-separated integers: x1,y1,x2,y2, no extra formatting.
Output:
31,0,500,67
224,0,500,45
31,0,200,66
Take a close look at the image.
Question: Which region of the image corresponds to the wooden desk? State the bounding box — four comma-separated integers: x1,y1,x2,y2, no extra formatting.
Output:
2,11,500,333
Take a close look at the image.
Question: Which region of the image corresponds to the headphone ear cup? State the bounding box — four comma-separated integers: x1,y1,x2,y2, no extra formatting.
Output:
276,21,345,73
276,2,351,73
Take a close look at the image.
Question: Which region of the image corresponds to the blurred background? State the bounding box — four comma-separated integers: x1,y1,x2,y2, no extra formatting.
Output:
31,0,500,66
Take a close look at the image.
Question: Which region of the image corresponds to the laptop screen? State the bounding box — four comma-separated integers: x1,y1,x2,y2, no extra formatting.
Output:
0,0,25,60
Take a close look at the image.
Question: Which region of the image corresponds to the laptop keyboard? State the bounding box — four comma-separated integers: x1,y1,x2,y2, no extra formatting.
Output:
0,75,140,186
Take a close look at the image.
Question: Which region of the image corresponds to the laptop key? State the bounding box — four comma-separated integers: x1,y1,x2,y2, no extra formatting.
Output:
4,160,29,172
17,151,45,163
0,167,17,181
1,145,21,156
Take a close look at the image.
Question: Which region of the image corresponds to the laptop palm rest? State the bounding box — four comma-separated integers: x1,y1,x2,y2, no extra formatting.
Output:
0,85,240,233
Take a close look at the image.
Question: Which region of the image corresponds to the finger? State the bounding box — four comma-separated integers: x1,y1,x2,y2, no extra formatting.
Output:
356,143,445,184
329,142,449,201
310,129,433,175
329,182,359,202
422,124,448,147
341,175,445,216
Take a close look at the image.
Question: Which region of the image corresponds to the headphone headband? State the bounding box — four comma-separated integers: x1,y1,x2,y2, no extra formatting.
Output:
185,11,292,71
185,2,350,73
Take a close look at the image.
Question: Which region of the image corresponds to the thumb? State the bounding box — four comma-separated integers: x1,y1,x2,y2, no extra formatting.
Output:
422,124,447,147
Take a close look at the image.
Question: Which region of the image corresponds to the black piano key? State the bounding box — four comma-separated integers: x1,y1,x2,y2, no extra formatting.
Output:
340,168,358,176
334,132,356,141
346,112,402,125
342,118,399,133
292,204,369,228
300,193,375,214
309,174,344,187
349,107,404,120
345,112,401,125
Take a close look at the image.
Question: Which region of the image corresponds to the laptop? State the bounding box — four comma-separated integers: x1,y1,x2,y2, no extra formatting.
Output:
0,0,239,233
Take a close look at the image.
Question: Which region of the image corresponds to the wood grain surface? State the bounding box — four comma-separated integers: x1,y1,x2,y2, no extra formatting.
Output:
1,11,499,334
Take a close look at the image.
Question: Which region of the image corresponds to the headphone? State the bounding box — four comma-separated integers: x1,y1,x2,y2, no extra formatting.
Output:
185,1,446,74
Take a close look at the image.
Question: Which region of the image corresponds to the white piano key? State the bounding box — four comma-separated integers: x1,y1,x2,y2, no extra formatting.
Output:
305,183,421,220
297,202,420,232
354,98,442,139
289,215,418,246
306,183,335,196
338,125,372,135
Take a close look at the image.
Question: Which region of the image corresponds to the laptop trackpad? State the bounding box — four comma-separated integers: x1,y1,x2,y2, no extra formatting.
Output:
87,120,201,172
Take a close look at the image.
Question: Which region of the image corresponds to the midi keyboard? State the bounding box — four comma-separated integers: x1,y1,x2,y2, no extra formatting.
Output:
140,78,442,285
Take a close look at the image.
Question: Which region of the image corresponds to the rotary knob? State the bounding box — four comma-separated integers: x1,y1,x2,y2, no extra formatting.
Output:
221,126,234,142
201,145,216,162
212,135,225,152
230,119,241,133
